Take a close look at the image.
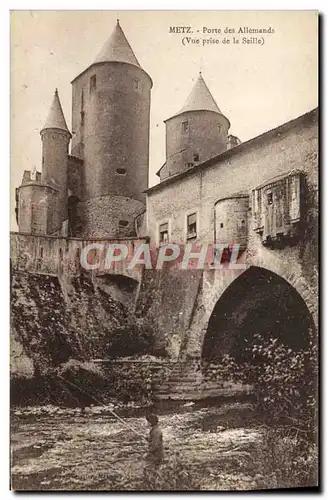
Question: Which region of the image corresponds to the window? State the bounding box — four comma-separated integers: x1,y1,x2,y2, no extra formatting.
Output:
159,222,169,244
119,220,129,228
220,222,224,228
116,168,126,175
40,247,43,259
182,120,189,133
80,111,85,126
187,213,197,240
59,248,63,260
193,153,199,162
90,75,97,92
267,192,273,205
133,77,139,89
218,124,222,134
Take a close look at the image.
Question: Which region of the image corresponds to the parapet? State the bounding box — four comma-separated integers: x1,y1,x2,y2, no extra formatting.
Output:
21,170,42,184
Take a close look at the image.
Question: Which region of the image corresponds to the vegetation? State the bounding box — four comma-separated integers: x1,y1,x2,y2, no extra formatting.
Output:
253,427,318,489
106,322,154,358
205,330,318,489
215,332,317,435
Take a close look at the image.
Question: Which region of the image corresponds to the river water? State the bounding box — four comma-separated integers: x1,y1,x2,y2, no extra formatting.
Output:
11,401,266,491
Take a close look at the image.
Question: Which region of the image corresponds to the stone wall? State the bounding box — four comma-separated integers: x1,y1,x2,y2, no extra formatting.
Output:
78,195,145,239
17,183,61,236
135,269,203,358
10,232,148,283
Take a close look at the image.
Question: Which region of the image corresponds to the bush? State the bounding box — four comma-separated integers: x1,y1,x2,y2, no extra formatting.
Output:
215,332,318,437
253,428,318,489
104,363,153,404
106,322,154,358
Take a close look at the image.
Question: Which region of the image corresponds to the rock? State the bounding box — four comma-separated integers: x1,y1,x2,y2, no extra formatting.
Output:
216,426,226,432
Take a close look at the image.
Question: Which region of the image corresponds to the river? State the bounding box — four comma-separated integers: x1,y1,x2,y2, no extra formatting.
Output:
11,401,268,491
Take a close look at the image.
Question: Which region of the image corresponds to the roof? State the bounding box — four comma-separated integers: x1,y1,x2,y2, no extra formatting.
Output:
94,20,140,67
166,72,226,121
71,20,152,84
146,108,318,196
41,89,70,134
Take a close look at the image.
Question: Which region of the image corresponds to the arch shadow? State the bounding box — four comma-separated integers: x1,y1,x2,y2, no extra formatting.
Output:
202,266,316,362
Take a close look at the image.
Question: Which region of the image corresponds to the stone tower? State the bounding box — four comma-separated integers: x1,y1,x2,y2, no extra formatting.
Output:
70,20,153,238
40,89,71,235
162,73,230,180
17,89,71,236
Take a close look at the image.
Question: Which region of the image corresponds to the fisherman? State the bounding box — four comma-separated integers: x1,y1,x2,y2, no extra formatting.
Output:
144,413,164,487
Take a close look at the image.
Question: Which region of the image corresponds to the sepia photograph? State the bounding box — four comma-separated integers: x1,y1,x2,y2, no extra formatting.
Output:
10,10,319,491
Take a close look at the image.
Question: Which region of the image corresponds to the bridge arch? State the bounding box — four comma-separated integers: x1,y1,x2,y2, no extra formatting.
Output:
202,266,315,362
183,265,317,359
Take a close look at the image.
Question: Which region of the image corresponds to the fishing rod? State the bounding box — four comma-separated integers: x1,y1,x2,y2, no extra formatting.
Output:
57,374,147,441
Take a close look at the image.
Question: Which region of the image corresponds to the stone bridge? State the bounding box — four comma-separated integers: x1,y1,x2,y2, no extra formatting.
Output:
182,232,318,361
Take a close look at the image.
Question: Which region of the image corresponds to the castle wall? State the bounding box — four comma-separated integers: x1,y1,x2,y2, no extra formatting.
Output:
147,110,318,247
77,195,146,239
10,232,148,283
145,110,318,360
135,269,203,359
17,183,57,236
163,110,229,180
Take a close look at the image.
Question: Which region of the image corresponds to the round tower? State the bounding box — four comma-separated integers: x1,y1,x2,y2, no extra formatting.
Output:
71,20,152,238
163,73,230,179
40,89,71,234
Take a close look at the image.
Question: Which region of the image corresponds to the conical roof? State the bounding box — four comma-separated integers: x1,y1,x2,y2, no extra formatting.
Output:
41,89,70,134
94,19,140,67
179,73,221,114
167,73,225,122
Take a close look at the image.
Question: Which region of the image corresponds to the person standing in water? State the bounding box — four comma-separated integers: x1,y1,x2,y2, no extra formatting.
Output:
144,413,164,487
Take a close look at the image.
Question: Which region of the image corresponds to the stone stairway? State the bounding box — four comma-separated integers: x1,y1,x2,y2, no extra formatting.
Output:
152,361,253,401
